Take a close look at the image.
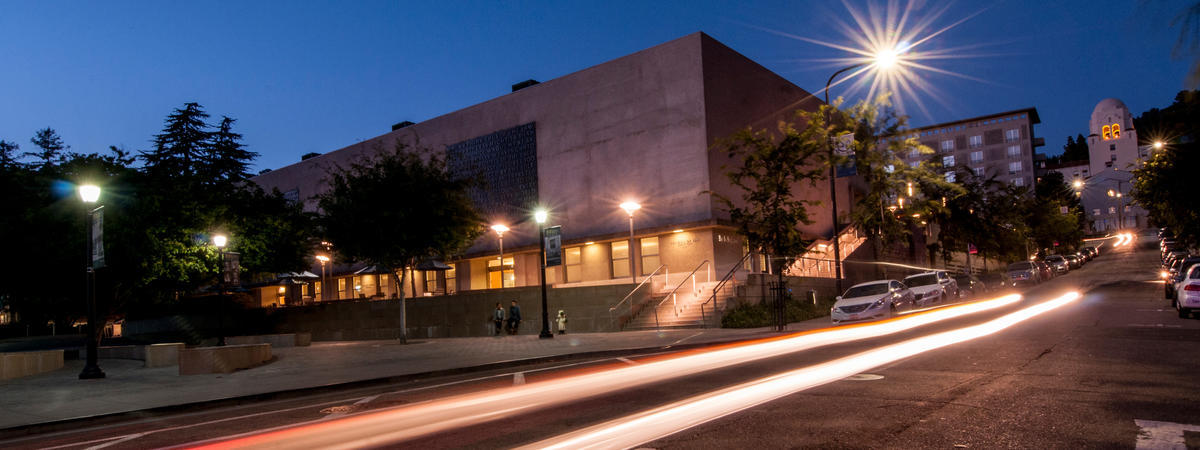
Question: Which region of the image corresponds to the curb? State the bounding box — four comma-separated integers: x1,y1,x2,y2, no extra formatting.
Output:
0,332,772,439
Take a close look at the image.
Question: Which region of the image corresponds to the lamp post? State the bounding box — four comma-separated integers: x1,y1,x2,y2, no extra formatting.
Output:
534,209,553,339
78,184,105,380
619,201,640,282
821,45,907,294
491,224,509,287
316,254,330,301
213,234,228,346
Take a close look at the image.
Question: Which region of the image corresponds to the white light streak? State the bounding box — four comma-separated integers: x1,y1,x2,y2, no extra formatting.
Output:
197,295,1023,449
525,291,1081,449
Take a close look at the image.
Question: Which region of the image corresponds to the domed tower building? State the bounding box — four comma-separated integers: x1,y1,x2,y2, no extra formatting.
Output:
1080,98,1148,232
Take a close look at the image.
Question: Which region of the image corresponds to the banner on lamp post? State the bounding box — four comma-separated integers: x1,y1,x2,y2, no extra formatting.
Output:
91,209,105,269
544,226,562,267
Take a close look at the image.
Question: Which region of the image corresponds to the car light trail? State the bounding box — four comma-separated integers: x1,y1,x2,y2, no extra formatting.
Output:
190,294,1022,449
523,291,1081,450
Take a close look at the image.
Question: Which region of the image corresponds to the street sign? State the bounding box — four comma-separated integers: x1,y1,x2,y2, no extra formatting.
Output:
968,243,978,255
544,226,562,266
92,209,105,269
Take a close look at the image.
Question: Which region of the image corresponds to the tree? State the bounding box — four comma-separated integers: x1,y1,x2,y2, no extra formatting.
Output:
25,127,69,169
0,139,18,169
317,142,484,343
204,116,259,186
710,107,827,277
1059,134,1090,163
1134,141,1200,247
142,102,210,181
1027,172,1084,253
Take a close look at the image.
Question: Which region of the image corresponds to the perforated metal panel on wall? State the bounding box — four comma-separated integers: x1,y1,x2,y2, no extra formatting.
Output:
446,122,538,222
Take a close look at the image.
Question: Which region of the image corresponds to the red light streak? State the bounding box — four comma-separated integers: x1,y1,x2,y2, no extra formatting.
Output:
188,294,1022,449
524,291,1081,449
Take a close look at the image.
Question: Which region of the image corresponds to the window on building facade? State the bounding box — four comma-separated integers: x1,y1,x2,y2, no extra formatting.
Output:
1008,161,1022,174
301,283,309,297
488,256,514,289
908,148,920,159
945,171,956,182
1007,145,1020,157
1109,206,1116,214
444,265,455,294
338,278,347,299
969,135,982,148
1093,209,1101,216
565,247,582,282
1005,128,1019,142
909,161,920,168
640,237,660,275
424,271,438,293
940,140,953,152
942,155,955,167
611,241,630,278
379,274,390,295
315,281,322,297
353,276,363,297
1011,177,1025,187
973,167,985,176
970,151,983,163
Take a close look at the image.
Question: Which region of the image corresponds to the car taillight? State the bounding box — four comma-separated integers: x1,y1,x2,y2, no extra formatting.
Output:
1185,284,1200,292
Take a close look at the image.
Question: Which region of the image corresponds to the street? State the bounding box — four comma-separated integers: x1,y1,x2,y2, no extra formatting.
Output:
2,241,1197,449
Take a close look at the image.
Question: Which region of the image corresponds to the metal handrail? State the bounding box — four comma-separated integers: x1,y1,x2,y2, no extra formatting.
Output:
653,259,711,329
608,264,667,330
700,252,753,327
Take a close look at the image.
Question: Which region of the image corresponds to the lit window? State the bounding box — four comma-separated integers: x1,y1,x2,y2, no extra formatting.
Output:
1109,206,1116,214
488,256,514,289
338,278,347,299
943,155,955,167
1112,123,1120,139
1102,125,1110,140
1093,209,1100,216
425,271,438,293
1007,145,1021,157
315,281,322,297
969,135,983,148
908,148,920,158
641,237,660,275
970,151,984,163
1008,161,1023,174
565,247,582,282
940,140,954,152
611,241,630,278
1011,177,1025,187
973,167,985,176
1005,129,1019,142
884,164,895,173
945,171,956,182
445,265,455,294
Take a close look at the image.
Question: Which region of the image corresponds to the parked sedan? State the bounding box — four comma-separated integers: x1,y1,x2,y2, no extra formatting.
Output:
1034,260,1054,280
1006,262,1040,286
904,271,958,306
1175,264,1200,318
831,280,915,323
1066,254,1082,269
952,273,987,298
1166,256,1200,300
1045,255,1070,274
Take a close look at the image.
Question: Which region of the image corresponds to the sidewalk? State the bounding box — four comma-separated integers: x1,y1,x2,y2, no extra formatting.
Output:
0,321,833,431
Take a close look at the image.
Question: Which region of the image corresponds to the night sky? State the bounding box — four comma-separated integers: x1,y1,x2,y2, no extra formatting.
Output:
0,0,1193,172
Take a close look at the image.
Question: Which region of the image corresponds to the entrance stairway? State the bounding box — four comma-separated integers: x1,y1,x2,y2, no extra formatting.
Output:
623,281,720,331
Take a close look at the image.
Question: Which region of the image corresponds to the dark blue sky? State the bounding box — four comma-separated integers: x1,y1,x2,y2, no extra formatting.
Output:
1,1,1193,172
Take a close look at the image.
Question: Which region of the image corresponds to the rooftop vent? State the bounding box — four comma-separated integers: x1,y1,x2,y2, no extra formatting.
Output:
301,152,321,161
511,79,539,92
391,121,415,131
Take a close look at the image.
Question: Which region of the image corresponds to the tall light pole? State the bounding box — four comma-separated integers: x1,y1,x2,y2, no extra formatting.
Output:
316,254,330,301
821,45,907,294
490,224,509,287
78,184,104,380
213,234,228,346
619,201,640,282
534,209,553,339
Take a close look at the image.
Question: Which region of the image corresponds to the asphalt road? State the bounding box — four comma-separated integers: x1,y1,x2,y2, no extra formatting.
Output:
2,241,1194,449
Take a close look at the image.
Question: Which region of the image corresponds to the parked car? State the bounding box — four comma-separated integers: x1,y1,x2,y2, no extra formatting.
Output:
1174,263,1200,318
952,273,987,298
1065,254,1082,269
831,280,916,323
1166,256,1200,300
1006,262,1040,286
1045,255,1070,274
1082,246,1099,260
978,272,1007,289
1034,260,1054,280
904,271,959,305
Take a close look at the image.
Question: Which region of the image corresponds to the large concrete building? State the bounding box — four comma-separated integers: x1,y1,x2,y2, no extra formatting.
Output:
1078,98,1154,232
895,108,1044,189
251,33,853,314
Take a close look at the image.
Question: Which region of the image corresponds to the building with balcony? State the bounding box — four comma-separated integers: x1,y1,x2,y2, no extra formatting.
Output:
892,107,1044,189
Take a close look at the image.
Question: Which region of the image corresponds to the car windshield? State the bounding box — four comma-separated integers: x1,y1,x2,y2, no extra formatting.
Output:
905,274,939,287
1008,262,1032,270
843,283,889,298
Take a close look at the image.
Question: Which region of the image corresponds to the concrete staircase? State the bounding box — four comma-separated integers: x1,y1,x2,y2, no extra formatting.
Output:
624,281,720,330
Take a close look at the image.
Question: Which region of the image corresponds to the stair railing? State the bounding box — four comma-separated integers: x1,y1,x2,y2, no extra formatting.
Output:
653,260,711,330
608,264,667,330
701,252,754,328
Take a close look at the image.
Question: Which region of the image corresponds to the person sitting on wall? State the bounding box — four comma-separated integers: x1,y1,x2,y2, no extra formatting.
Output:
492,302,505,336
507,300,522,335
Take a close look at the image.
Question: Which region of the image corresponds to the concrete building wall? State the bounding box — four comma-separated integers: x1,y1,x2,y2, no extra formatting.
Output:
1086,98,1141,175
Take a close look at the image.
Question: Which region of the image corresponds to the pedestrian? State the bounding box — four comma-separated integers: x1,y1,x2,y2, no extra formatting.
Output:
556,310,567,335
492,302,505,336
507,300,522,335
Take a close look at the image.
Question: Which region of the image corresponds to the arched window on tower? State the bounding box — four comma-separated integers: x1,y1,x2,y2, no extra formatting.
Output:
1111,123,1120,139
1102,125,1111,140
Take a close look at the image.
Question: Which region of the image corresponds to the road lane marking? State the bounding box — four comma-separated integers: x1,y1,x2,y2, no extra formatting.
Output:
83,433,145,450
617,357,639,365
1135,418,1200,449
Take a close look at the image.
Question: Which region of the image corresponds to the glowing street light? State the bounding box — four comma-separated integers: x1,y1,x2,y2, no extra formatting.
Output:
1072,179,1083,190
534,209,553,339
213,233,230,346
490,224,509,283
77,184,105,379
1153,141,1165,150
619,201,640,282
315,254,330,301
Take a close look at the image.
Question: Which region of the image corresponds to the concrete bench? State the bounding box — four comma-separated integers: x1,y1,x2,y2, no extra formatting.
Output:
225,332,311,348
179,344,271,375
1,350,64,380
98,343,184,368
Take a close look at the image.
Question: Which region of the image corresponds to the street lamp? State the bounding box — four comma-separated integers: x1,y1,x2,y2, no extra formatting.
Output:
1153,141,1165,150
534,209,553,339
821,44,909,294
490,224,509,286
78,184,105,379
315,254,330,301
213,233,228,346
619,201,640,282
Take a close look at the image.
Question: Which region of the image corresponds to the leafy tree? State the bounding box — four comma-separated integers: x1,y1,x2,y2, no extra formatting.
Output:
710,107,827,277
317,142,484,343
1059,134,1090,163
1133,140,1200,247
1134,90,1200,144
1026,172,1084,253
